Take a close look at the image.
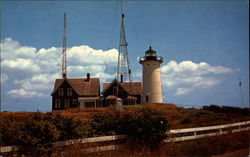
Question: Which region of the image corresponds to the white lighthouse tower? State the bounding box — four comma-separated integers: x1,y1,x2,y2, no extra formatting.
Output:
139,46,163,104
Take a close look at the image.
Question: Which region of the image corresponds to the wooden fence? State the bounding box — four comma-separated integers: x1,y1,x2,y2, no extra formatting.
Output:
1,121,249,154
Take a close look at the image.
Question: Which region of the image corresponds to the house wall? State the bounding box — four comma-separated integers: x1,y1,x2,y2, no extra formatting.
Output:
79,98,98,108
103,83,128,99
132,94,141,104
102,82,142,106
52,81,79,110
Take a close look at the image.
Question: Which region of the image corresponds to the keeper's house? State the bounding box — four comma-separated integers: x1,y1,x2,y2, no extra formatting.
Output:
51,73,101,110
51,74,142,110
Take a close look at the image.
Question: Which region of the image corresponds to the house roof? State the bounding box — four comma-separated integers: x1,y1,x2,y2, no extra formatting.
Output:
103,79,142,95
52,78,100,96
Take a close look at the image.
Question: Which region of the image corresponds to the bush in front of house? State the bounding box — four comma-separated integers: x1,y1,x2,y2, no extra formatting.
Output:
90,106,170,150
123,107,170,150
0,114,60,155
1,107,169,154
45,113,93,140
90,110,121,136
0,112,91,155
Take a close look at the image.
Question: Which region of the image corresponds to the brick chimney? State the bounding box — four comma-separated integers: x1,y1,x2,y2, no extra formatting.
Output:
86,73,90,81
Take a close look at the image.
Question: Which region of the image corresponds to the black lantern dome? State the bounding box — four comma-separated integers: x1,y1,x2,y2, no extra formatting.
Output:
139,46,163,64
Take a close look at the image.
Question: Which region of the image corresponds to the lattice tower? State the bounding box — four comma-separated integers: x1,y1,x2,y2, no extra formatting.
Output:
117,13,132,83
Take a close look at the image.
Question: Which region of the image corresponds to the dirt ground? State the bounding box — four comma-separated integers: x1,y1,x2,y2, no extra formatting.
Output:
213,148,250,157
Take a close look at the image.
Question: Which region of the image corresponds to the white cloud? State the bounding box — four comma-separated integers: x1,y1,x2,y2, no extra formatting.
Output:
14,46,36,58
68,65,105,75
7,89,44,98
161,60,233,96
9,73,60,98
97,72,116,83
161,60,232,76
176,88,192,96
1,73,8,84
1,38,234,98
68,46,118,66
2,58,41,73
1,38,118,98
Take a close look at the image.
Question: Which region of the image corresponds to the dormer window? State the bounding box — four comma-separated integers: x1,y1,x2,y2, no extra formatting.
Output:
67,88,72,96
58,88,64,96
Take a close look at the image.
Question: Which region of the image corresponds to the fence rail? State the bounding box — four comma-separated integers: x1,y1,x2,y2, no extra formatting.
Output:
54,134,127,147
1,121,249,154
169,121,250,134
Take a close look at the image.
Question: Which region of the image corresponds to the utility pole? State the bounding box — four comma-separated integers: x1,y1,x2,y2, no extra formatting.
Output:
239,78,244,107
62,13,67,79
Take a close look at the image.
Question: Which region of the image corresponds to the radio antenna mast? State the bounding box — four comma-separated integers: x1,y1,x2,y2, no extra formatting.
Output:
116,1,132,84
62,13,67,79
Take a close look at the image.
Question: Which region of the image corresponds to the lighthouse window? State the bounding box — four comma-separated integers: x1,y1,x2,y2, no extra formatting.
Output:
146,96,149,102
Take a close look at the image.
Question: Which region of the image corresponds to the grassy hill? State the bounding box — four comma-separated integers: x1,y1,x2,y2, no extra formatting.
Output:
2,104,249,130
53,103,249,129
1,104,250,129
1,104,249,156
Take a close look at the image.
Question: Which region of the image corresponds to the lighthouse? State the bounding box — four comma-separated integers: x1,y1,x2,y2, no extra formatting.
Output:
139,46,163,104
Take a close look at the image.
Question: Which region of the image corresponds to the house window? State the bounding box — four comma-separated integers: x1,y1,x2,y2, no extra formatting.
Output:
58,88,64,96
73,99,77,105
55,99,61,108
64,99,70,108
67,88,72,96
146,96,149,102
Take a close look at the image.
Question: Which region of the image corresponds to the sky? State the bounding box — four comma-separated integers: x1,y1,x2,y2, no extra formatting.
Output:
0,0,249,112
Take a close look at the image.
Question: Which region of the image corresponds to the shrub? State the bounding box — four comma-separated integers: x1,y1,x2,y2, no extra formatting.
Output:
90,110,121,136
0,115,60,155
90,106,170,150
0,112,91,155
203,105,250,116
124,107,169,144
46,113,93,140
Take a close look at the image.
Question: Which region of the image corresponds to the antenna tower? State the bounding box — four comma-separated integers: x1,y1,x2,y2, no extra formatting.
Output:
117,2,132,83
62,13,67,79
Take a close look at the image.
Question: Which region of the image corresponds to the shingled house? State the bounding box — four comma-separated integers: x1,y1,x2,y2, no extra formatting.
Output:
102,79,142,106
51,73,100,110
